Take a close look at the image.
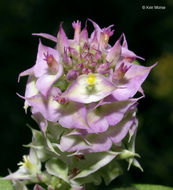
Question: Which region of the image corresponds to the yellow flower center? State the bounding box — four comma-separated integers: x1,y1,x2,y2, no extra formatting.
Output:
87,73,96,85
18,156,35,172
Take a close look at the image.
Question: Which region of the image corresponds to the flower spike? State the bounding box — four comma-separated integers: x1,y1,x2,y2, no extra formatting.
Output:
14,19,157,190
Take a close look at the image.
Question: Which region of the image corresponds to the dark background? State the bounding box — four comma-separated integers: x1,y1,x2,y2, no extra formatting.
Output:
0,0,173,188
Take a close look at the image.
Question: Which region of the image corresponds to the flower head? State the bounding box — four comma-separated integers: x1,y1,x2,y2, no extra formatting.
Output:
15,19,157,189
18,19,156,150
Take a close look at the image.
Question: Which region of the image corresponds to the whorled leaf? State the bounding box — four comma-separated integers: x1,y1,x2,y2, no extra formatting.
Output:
25,127,51,162
45,158,69,183
70,157,123,187
71,151,117,181
99,159,123,185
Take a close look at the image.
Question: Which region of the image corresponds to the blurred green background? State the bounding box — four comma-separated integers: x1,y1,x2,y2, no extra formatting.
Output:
0,0,173,188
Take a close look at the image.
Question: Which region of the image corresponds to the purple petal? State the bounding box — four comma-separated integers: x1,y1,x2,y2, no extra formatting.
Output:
60,106,138,153
87,108,109,133
106,34,122,63
86,99,138,134
60,134,90,152
33,40,49,78
104,99,137,126
112,62,157,100
57,22,69,54
88,18,102,32
88,18,102,40
121,47,145,62
122,33,128,48
80,21,88,45
35,63,63,97
60,132,112,153
86,134,112,153
108,112,136,144
100,25,114,49
121,33,144,62
90,30,99,49
59,102,89,130
32,33,57,43
72,20,81,44
88,19,101,49
18,67,34,82
28,94,62,122
34,40,60,78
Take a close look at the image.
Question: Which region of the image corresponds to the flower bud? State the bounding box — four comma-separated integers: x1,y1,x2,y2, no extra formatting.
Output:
97,62,111,74
67,69,78,81
82,67,92,74
113,62,131,82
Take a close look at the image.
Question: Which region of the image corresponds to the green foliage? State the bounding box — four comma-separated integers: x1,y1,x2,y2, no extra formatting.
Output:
1,179,173,190
0,179,14,190
111,184,173,190
45,158,69,183
72,154,122,186
98,159,123,185
72,152,116,180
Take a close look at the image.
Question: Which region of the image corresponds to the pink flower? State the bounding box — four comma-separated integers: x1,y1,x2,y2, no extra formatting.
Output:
18,19,157,153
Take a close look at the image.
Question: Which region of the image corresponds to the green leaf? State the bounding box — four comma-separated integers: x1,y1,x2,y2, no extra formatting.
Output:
100,159,123,185
13,180,28,190
0,179,14,190
45,158,69,183
73,173,102,187
74,158,123,186
72,152,116,179
47,123,65,141
111,184,173,190
26,126,58,161
28,126,45,147
134,184,173,190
